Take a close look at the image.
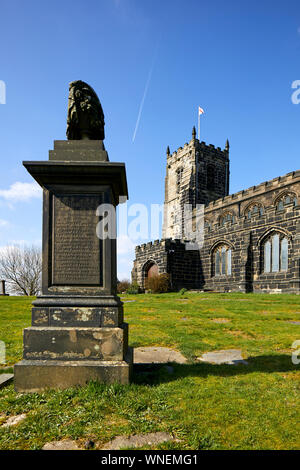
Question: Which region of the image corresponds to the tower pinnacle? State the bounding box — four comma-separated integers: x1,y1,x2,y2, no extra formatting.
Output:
192,126,196,140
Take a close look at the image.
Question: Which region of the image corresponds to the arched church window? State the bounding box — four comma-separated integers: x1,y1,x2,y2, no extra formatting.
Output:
281,238,288,271
277,200,284,211
245,203,264,219
214,245,232,276
262,233,288,273
275,192,298,211
219,212,235,226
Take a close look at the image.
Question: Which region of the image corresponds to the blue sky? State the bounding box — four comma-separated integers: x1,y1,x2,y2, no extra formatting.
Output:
0,0,300,279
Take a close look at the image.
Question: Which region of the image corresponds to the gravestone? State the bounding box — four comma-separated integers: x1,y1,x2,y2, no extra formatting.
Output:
14,81,132,392
0,280,8,296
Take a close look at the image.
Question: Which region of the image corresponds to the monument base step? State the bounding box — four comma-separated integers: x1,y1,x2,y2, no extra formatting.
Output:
14,348,133,393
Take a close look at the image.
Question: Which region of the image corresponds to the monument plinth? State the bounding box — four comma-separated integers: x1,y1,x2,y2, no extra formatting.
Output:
14,82,132,392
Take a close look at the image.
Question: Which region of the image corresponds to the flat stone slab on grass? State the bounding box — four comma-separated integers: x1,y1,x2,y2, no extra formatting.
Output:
101,432,177,450
2,413,26,428
0,373,14,389
287,321,300,325
198,349,248,365
42,440,80,450
134,347,187,364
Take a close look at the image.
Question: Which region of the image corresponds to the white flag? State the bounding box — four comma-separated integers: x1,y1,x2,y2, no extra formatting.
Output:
198,106,204,115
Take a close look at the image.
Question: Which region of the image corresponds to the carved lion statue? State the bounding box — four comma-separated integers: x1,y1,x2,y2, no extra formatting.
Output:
66,80,105,140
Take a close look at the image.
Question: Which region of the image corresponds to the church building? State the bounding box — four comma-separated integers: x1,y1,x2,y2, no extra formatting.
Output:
132,128,300,293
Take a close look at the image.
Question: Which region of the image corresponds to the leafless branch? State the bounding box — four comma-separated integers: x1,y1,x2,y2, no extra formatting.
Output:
0,245,42,296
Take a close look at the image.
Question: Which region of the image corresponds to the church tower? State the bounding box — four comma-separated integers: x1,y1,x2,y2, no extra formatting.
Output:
162,128,230,239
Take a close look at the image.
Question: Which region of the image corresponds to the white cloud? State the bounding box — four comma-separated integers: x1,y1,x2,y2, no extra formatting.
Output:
0,182,42,203
0,219,9,227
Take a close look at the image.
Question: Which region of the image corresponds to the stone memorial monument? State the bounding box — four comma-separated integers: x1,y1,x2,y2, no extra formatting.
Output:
14,81,132,392
0,280,8,296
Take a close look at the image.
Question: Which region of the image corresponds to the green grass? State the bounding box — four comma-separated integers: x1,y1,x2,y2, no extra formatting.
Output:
0,292,299,450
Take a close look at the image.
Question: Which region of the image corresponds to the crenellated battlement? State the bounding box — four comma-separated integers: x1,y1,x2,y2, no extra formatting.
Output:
205,169,300,212
135,237,186,253
167,138,228,160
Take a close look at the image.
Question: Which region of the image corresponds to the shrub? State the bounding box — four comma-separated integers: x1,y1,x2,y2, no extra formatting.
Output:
145,274,169,293
126,282,140,294
117,279,130,294
179,288,187,296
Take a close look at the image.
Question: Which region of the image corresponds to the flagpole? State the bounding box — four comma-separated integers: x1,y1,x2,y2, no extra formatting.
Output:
198,106,204,141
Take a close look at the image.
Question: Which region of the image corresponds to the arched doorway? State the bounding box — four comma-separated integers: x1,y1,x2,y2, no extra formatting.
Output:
146,262,158,279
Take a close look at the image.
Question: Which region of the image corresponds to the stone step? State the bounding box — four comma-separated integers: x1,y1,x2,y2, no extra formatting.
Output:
14,347,133,392
23,325,128,362
0,373,14,389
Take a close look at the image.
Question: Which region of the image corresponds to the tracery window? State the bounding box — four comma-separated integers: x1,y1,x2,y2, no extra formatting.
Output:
219,212,235,226
262,233,288,273
214,245,232,276
276,193,298,211
245,203,264,219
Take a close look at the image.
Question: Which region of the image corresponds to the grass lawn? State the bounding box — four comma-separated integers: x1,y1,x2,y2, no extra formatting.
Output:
0,292,299,450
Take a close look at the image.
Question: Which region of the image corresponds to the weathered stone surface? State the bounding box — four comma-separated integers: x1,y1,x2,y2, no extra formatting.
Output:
14,348,133,392
198,349,248,365
101,432,177,450
49,140,109,162
0,373,14,389
32,306,123,328
2,413,26,427
287,321,300,325
23,325,128,361
52,194,102,286
42,440,80,450
50,307,101,327
134,347,187,364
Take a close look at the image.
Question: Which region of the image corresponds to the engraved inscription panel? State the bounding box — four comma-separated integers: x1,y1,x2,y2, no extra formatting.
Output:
52,194,102,285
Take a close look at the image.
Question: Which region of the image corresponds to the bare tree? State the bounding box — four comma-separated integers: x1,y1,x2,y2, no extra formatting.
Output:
0,245,42,296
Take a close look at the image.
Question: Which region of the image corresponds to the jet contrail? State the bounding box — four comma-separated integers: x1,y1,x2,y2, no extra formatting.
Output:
132,40,160,143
